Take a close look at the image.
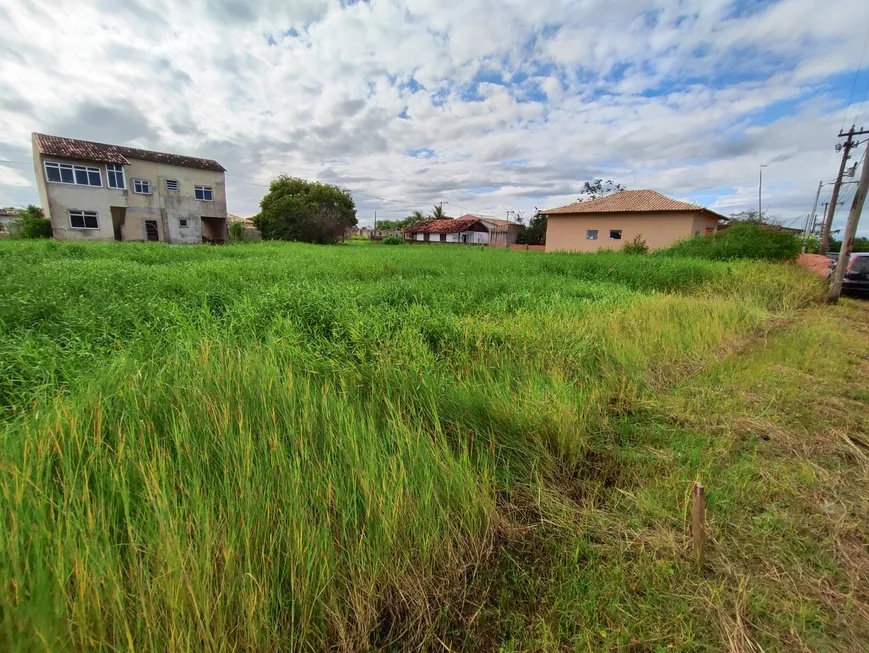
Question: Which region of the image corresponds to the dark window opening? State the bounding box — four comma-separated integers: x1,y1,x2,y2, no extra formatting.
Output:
145,220,159,242
609,229,622,240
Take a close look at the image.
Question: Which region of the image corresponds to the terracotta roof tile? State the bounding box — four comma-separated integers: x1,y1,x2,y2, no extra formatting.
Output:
405,218,482,233
33,133,225,172
541,190,724,218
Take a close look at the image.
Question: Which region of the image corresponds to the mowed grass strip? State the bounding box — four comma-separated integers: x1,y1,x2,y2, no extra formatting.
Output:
0,240,834,651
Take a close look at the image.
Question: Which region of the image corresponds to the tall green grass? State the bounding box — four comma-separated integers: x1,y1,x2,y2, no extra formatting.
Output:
0,241,823,650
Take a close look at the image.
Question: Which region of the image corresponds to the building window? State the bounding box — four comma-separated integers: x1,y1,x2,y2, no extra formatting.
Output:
166,179,179,192
68,210,99,230
106,164,125,189
179,219,188,228
133,179,152,194
586,229,598,240
609,229,622,240
195,185,213,201
44,161,101,187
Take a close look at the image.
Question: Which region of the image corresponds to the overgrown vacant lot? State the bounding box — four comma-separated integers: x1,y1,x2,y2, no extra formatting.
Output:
0,241,866,651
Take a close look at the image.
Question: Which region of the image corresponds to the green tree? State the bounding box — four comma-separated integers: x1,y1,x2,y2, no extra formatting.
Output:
8,205,52,239
429,204,447,220
517,210,547,246
828,236,869,253
253,177,357,244
404,210,427,228
578,179,625,202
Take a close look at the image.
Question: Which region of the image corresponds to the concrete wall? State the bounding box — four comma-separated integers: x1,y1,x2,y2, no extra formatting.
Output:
485,223,522,248
544,211,711,253
32,136,226,244
691,213,720,237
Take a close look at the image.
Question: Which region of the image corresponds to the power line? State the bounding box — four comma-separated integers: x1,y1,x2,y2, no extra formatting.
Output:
443,201,499,218
842,33,869,130
855,75,869,126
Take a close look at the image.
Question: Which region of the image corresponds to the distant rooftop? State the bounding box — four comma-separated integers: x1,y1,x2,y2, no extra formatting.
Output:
405,218,481,233
541,189,724,219
33,133,225,172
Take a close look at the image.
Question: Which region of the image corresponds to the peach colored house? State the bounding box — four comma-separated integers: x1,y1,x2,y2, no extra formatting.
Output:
541,190,725,253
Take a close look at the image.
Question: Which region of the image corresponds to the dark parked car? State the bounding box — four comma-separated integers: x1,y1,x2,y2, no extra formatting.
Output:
842,253,869,297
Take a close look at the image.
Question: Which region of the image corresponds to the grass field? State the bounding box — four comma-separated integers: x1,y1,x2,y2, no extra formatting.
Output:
0,240,866,651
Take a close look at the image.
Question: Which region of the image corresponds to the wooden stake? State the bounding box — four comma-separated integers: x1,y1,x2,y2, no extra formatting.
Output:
692,482,706,564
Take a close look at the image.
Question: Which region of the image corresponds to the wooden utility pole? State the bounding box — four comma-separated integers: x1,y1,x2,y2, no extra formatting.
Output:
820,126,869,254
692,482,706,564
803,180,824,251
828,144,869,303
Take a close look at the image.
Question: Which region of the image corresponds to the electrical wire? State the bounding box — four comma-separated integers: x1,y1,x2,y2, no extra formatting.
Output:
842,33,869,130
855,75,869,127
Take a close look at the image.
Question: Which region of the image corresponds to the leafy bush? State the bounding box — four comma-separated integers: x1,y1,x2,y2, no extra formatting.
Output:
8,205,52,240
621,234,648,255
659,222,801,261
227,220,246,241
381,235,404,245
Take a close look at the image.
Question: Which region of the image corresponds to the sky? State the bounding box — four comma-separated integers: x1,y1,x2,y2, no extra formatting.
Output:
2,0,869,236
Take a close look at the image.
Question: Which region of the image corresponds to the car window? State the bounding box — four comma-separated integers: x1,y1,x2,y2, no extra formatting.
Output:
851,257,869,274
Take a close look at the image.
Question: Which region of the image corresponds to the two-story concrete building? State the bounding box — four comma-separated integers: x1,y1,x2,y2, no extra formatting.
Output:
31,133,228,244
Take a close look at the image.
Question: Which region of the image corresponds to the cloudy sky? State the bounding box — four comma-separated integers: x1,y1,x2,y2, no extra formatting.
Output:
2,0,869,235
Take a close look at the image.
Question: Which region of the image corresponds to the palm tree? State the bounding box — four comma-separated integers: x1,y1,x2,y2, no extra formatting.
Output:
402,210,427,229
430,204,446,220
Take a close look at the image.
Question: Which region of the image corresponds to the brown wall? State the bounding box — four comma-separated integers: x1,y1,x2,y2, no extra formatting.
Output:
544,211,718,253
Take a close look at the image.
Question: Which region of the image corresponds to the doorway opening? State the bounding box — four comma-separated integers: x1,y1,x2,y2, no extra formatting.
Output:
145,220,159,242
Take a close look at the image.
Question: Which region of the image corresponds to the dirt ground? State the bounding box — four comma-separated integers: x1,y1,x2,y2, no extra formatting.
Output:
797,253,831,277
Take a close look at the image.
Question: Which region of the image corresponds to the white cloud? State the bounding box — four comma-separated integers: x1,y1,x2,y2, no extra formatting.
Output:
1,0,868,236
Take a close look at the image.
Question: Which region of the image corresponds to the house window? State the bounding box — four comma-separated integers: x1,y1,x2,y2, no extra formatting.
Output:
44,161,101,187
586,229,598,240
68,210,99,229
609,229,622,240
179,219,188,228
106,164,125,189
165,179,179,192
133,179,152,194
195,185,213,201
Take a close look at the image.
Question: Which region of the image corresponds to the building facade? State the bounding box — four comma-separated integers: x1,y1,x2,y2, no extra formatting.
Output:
31,133,228,244
479,217,522,248
0,207,19,233
541,190,724,253
404,218,491,244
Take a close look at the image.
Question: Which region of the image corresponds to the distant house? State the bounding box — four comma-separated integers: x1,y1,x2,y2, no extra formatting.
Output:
373,227,402,241
540,190,725,253
404,217,490,244
228,214,262,240
0,207,19,233
478,216,522,248
346,225,373,239
31,132,228,244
